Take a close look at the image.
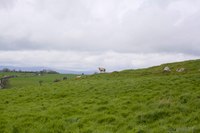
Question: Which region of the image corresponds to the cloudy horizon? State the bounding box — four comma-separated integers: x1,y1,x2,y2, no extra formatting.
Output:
0,0,200,72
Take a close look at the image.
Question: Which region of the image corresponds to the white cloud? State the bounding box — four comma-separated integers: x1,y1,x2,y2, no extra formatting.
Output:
0,0,200,54
0,0,199,71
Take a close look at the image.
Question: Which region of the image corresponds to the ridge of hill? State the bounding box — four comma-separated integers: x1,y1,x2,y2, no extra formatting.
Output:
119,59,200,76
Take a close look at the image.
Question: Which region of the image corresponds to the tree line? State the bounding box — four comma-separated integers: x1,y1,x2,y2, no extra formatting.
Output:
0,68,59,74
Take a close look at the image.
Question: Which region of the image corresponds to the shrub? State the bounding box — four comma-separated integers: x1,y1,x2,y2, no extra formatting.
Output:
63,77,67,80
39,80,43,86
54,79,61,82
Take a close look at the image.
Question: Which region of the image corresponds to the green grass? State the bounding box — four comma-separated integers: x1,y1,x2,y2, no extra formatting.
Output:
0,59,200,133
0,72,76,88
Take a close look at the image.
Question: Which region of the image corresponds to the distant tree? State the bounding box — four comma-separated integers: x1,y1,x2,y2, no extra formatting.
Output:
40,69,59,74
48,70,59,74
2,68,10,72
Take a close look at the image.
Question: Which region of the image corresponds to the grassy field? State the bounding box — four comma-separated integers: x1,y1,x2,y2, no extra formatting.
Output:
0,72,76,88
0,60,200,133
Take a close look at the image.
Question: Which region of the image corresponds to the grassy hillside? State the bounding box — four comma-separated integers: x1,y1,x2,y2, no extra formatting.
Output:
121,59,200,76
0,60,200,133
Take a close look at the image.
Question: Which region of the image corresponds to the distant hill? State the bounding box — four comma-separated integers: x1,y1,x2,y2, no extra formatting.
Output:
0,66,50,72
1,59,200,75
0,66,94,74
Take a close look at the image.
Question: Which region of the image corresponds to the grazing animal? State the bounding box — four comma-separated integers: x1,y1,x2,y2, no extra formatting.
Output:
163,66,171,72
98,67,106,73
176,68,185,72
76,76,81,79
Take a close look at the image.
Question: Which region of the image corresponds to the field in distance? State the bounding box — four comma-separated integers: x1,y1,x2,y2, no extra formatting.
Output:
0,72,77,88
0,59,200,133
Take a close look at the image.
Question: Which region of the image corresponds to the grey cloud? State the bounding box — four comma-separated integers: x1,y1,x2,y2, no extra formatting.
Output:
0,0,200,55
0,0,16,9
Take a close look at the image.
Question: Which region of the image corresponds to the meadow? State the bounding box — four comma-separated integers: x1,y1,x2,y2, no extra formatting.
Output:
0,60,200,133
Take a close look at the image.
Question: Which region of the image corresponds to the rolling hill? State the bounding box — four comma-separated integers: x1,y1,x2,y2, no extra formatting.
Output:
0,59,200,133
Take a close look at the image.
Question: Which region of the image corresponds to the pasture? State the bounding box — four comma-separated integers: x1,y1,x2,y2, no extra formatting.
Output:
0,72,76,88
0,60,200,133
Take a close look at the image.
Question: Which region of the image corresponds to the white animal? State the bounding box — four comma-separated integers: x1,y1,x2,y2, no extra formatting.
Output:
176,68,185,72
163,66,171,72
76,76,81,79
98,67,106,73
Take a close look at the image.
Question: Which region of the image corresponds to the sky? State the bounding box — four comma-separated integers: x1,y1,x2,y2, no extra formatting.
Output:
0,0,200,72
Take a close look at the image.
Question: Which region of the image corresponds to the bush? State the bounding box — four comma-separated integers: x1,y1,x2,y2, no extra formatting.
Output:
63,77,67,80
39,80,43,86
54,79,61,82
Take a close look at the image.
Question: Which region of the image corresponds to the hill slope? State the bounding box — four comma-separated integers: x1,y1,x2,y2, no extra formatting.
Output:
121,59,200,76
0,59,200,133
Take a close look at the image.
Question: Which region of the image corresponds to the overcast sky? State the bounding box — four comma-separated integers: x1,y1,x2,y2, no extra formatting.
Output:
0,0,200,72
